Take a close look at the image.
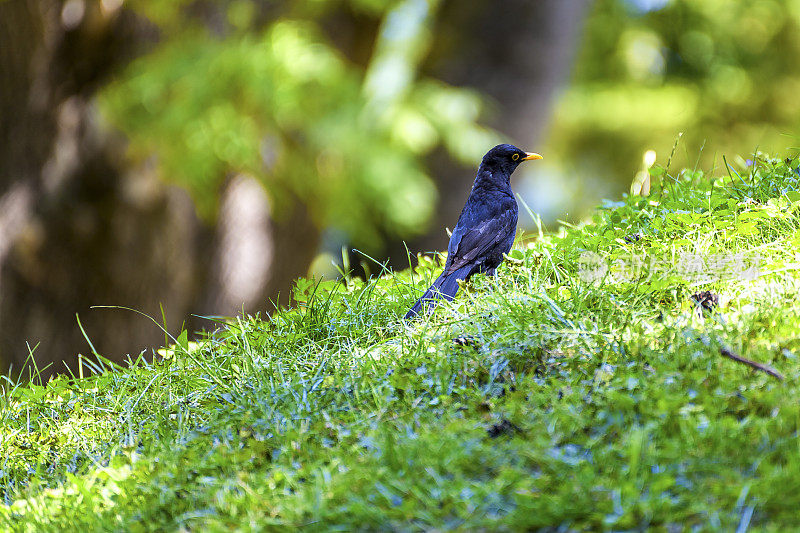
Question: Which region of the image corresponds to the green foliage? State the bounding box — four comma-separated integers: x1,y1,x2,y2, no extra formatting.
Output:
3,153,800,529
547,0,800,214
100,0,496,247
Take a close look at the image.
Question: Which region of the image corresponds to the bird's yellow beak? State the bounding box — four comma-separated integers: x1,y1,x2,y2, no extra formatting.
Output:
522,152,543,161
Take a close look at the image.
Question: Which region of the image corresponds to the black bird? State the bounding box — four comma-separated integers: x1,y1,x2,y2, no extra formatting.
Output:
405,144,542,319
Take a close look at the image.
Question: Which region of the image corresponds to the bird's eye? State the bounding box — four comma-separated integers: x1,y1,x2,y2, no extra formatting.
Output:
512,153,519,161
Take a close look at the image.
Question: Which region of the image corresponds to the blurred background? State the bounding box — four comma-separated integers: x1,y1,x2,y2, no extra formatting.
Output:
2,0,799,377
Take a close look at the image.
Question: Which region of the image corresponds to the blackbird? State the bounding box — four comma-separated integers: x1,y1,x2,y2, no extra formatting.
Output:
405,144,542,319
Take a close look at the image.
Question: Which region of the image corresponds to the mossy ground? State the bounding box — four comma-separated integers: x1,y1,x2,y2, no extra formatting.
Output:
2,154,800,531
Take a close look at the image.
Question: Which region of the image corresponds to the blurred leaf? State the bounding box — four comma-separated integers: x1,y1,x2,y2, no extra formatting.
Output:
545,0,800,213
100,0,495,249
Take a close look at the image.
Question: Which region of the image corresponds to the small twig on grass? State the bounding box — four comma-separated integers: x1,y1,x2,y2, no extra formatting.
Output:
720,347,784,381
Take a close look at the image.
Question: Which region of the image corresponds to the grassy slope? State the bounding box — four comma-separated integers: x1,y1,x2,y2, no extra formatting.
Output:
2,155,800,531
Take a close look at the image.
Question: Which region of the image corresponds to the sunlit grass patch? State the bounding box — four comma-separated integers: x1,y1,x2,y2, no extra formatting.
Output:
2,153,800,530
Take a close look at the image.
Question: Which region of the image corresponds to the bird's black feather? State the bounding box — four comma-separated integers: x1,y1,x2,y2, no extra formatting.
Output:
405,144,538,319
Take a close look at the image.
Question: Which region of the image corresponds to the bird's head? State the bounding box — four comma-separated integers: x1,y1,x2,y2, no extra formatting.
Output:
480,144,542,176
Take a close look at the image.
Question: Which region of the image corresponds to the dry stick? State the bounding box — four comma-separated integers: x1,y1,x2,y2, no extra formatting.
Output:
720,347,784,381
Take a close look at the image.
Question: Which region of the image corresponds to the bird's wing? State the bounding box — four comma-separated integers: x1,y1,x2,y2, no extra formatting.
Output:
445,209,515,274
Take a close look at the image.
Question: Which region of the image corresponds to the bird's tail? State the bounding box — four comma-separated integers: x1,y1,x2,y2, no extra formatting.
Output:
404,265,473,320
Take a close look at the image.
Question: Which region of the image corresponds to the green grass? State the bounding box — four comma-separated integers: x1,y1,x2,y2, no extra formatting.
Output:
2,153,800,531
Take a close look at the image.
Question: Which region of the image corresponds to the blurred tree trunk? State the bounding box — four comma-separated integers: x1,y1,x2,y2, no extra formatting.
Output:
0,0,201,379
0,0,319,379
395,0,590,260
205,176,320,314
